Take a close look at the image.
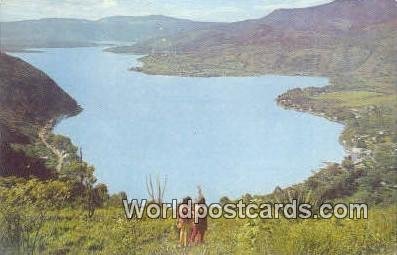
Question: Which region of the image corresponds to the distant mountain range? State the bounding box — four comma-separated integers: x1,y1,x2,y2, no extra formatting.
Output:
127,0,396,50
259,0,396,31
0,15,220,50
109,0,396,78
2,0,396,80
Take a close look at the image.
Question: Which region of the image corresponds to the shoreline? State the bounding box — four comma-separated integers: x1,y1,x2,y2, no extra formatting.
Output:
14,47,388,200
55,48,348,198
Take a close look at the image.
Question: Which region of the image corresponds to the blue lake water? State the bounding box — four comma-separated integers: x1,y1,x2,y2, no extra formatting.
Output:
12,47,345,202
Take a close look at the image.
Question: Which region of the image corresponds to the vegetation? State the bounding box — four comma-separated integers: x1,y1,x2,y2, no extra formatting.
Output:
0,0,396,253
273,74,397,205
0,179,396,254
0,53,81,179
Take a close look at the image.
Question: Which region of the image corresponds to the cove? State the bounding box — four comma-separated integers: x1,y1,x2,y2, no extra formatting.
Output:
12,47,345,202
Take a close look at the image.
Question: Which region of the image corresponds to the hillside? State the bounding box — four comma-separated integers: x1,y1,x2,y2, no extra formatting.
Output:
0,16,221,51
0,53,81,139
0,53,81,177
111,0,396,79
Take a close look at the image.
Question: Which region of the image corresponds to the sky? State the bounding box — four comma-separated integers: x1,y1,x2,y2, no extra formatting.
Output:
0,0,333,22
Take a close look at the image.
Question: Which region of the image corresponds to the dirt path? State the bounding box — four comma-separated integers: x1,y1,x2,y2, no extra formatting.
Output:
38,119,65,172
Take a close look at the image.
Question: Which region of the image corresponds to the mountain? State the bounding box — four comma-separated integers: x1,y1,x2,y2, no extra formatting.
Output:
0,53,81,140
0,15,221,51
260,0,397,32
112,0,397,78
0,53,81,177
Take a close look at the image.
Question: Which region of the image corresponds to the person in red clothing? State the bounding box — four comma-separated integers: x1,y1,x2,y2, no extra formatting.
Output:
190,187,207,245
190,196,208,244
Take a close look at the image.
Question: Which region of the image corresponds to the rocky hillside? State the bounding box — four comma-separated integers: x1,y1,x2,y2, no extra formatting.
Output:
0,53,81,140
0,53,81,177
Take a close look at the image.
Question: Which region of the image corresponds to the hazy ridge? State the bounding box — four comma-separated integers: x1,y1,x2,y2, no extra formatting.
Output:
0,15,222,51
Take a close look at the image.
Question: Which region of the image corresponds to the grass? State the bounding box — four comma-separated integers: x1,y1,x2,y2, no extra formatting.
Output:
14,205,394,255
1,4,396,253
312,91,396,108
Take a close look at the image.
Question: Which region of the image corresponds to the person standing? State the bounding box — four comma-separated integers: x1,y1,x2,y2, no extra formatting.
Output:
190,193,208,244
177,196,193,247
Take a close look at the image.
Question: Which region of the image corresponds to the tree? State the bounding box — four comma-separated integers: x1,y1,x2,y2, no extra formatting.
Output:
57,147,109,218
219,196,231,205
92,183,109,208
342,157,355,171
107,192,127,207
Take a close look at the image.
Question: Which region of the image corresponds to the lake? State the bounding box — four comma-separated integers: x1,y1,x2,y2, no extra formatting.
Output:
12,47,345,202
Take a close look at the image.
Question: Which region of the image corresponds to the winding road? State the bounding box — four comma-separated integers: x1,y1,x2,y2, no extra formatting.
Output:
38,120,66,172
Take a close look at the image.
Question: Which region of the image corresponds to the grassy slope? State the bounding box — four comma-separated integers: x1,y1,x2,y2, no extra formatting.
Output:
1,176,396,254
1,204,395,255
